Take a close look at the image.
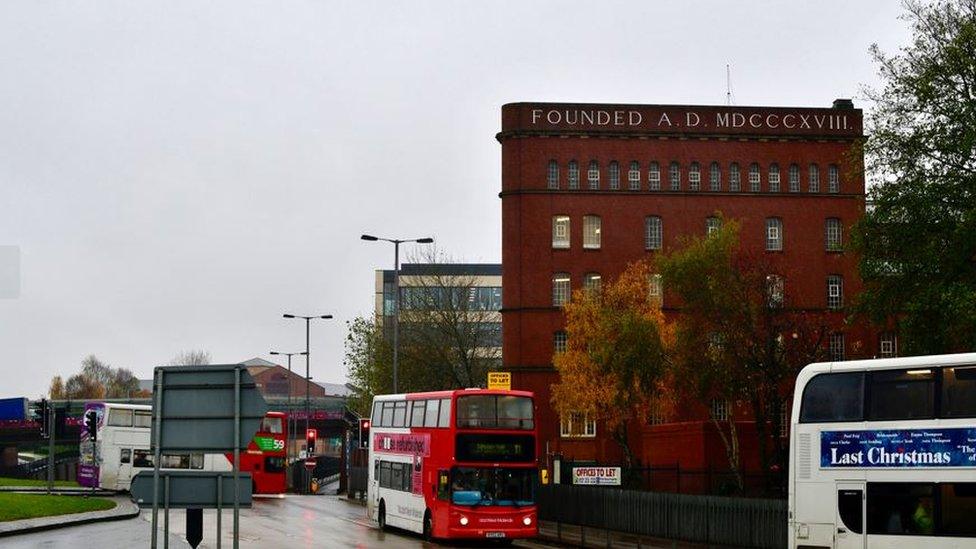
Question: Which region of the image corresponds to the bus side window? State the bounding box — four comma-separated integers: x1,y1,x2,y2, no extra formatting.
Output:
120,449,131,464
437,470,450,500
133,450,153,468
374,460,379,482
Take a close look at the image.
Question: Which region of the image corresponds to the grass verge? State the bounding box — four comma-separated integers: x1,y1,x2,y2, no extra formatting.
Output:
0,477,78,487
0,492,115,522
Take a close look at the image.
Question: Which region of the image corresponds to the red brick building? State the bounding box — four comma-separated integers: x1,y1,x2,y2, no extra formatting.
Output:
498,100,888,474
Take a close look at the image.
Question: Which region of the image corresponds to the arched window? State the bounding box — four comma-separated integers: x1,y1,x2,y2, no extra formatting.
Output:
828,164,840,193
588,160,600,190
688,162,701,191
808,164,820,193
648,162,661,190
552,215,570,249
547,160,559,189
729,163,741,192
749,163,761,192
825,217,843,251
648,274,663,308
788,164,800,192
552,273,571,306
709,162,721,191
645,216,663,250
769,163,781,192
669,162,680,191
583,272,602,293
608,161,620,190
568,160,579,189
766,217,783,251
583,215,601,249
628,161,640,190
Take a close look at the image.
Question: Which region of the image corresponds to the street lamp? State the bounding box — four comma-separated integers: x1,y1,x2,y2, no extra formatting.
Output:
283,313,332,493
360,234,434,393
269,350,307,468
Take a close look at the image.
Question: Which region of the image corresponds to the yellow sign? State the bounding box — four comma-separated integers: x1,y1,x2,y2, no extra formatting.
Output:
487,372,511,390
540,468,549,485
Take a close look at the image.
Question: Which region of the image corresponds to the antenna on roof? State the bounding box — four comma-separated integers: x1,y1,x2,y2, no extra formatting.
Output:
726,63,734,106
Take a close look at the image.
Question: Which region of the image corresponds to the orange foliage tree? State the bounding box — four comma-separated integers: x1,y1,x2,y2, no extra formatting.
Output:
551,260,672,468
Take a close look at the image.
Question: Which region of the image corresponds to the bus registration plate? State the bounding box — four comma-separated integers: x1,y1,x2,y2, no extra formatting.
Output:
486,532,506,539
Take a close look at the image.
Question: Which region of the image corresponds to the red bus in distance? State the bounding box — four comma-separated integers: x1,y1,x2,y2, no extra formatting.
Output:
228,411,287,494
367,389,538,541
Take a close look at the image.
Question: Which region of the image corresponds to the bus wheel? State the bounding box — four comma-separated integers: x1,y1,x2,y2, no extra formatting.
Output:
422,510,432,541
377,501,387,530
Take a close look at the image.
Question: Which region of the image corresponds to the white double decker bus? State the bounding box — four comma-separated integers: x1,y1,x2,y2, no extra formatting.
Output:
789,353,976,548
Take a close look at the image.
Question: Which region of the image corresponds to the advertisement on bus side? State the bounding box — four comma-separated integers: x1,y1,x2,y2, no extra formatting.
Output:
821,427,976,468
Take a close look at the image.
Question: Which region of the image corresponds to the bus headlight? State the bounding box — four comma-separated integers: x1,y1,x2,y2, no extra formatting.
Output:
523,516,532,526
459,516,469,526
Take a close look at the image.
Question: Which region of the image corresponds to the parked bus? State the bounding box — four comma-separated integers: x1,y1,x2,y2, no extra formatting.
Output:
367,389,538,542
226,411,287,494
78,403,287,494
789,353,976,548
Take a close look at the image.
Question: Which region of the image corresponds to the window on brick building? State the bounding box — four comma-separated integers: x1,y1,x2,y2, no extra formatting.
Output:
879,332,897,358
588,160,600,190
828,164,840,193
706,216,722,236
645,216,662,250
766,217,783,251
789,163,800,192
709,161,721,191
552,273,571,306
825,217,843,251
628,161,640,190
827,275,844,309
583,215,601,249
552,215,570,249
609,161,620,190
769,163,781,192
648,162,661,190
749,163,761,192
560,411,596,437
583,272,602,294
829,332,846,361
808,163,820,193
729,162,741,191
568,160,579,189
688,162,701,191
710,400,730,421
648,274,663,308
669,162,680,191
547,160,559,189
553,331,567,354
766,274,785,308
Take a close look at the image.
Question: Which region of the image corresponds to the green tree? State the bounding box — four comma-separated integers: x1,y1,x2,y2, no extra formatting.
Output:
852,0,976,354
344,316,393,416
550,260,671,468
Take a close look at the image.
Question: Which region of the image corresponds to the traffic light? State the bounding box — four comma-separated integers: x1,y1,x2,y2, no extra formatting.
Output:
305,428,317,456
84,410,98,442
38,399,48,438
359,418,370,449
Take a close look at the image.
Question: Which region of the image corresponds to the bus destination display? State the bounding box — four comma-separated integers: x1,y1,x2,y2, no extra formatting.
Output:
821,428,976,468
456,434,534,462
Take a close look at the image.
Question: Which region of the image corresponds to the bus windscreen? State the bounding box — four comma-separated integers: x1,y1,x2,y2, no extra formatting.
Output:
456,395,533,429
450,466,536,507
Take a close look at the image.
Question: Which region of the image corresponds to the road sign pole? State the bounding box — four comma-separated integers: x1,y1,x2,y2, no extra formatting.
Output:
46,404,54,494
233,366,241,549
164,474,170,549
151,369,164,549
216,474,222,549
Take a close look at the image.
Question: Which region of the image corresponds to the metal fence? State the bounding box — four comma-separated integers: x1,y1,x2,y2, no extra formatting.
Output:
537,484,787,549
559,461,786,498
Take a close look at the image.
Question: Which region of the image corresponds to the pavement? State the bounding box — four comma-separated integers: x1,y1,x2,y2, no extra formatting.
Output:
0,495,140,538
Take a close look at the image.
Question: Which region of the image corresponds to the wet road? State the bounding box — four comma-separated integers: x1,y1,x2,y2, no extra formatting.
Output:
5,492,557,548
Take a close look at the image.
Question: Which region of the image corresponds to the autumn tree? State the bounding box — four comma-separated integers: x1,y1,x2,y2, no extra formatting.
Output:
658,219,828,492
48,376,65,400
344,316,393,416
852,0,976,354
50,355,144,399
551,260,671,468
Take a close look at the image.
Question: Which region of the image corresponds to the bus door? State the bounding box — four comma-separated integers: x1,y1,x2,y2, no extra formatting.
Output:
116,448,133,490
370,459,380,513
835,482,865,549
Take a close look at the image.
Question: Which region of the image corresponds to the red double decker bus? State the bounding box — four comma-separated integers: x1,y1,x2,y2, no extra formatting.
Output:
367,389,537,542
229,411,287,494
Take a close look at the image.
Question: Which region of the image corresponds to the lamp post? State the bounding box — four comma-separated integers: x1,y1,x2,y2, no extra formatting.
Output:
283,314,332,493
269,350,306,472
360,234,434,393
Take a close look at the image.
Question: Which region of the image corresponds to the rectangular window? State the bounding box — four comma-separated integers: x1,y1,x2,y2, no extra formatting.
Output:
827,275,843,309
391,461,403,491
380,461,392,488
645,216,662,250
866,483,935,535
799,372,863,423
829,332,845,361
133,450,154,468
553,331,567,354
868,368,936,420
768,165,780,192
547,160,559,189
941,366,976,418
552,273,571,306
825,218,843,251
108,409,133,427
381,402,394,427
134,411,152,428
392,400,407,427
371,402,382,426
766,218,783,251
648,162,660,190
410,400,426,427
940,483,976,536
710,400,730,421
729,163,741,192
609,161,620,190
628,162,640,190
749,164,761,192
438,398,451,427
688,163,700,191
706,216,721,236
588,161,600,190
560,411,596,438
828,165,840,193
424,399,440,427
120,448,131,464
648,274,662,308
456,395,533,429
583,215,601,249
552,215,570,249
809,164,820,192
879,333,897,358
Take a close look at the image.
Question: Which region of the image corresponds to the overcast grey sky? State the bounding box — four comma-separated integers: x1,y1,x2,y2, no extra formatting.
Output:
0,1,910,397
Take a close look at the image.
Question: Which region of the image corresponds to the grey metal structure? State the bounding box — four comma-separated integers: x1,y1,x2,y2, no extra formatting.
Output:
149,364,268,549
131,471,253,508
